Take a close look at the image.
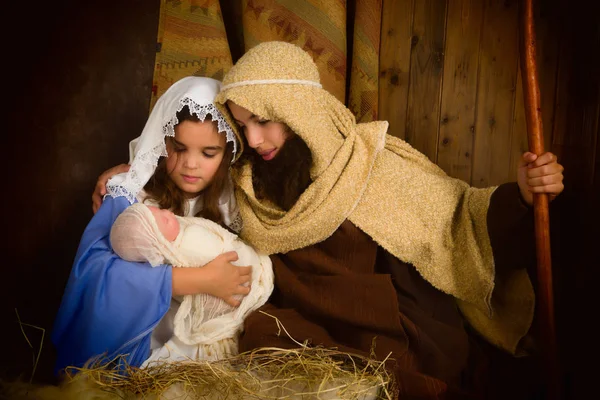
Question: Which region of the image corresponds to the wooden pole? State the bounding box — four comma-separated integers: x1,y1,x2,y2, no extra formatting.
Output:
519,0,560,398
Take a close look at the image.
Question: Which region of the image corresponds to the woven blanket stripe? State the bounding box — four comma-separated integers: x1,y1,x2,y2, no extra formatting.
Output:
151,0,233,110
242,0,347,102
151,0,381,122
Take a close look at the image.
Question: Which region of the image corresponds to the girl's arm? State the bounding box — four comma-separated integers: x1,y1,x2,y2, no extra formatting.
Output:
91,166,252,306
52,195,171,372
172,252,252,307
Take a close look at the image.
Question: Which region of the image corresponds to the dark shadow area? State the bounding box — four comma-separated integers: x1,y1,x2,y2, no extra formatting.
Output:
3,0,160,385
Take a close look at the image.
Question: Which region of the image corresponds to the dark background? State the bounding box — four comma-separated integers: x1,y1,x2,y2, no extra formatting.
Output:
2,1,598,398
3,0,160,384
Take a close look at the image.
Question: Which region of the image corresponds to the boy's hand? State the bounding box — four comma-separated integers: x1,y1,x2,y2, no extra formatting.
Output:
517,152,564,206
92,163,130,213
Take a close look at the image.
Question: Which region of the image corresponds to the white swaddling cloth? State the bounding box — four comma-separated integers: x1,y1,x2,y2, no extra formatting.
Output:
110,203,274,363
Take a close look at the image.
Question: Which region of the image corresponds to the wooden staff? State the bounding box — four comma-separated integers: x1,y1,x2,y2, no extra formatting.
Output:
519,0,560,398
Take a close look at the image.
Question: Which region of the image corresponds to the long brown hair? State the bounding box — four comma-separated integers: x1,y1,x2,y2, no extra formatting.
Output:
241,126,312,211
143,106,234,225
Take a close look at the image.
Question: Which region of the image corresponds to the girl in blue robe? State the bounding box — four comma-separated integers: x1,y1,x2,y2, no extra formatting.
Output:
51,76,250,375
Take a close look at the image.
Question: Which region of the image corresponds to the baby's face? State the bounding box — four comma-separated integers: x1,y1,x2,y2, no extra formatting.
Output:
148,206,180,242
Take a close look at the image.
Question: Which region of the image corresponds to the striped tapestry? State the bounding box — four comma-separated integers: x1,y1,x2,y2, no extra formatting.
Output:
151,0,234,110
151,0,382,123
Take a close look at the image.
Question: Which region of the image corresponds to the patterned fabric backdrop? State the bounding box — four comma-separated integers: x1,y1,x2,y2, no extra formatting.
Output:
151,0,233,109
151,0,382,122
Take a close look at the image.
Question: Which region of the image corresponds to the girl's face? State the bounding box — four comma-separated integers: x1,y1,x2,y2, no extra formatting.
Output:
148,206,180,241
227,101,290,161
166,120,226,198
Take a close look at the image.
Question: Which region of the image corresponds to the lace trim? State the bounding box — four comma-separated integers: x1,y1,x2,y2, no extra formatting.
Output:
163,98,238,158
107,99,238,204
106,184,137,204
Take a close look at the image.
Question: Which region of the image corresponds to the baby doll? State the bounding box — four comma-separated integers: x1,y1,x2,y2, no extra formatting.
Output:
109,203,274,363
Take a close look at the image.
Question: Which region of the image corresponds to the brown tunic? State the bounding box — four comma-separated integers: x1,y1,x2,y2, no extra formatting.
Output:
239,183,535,399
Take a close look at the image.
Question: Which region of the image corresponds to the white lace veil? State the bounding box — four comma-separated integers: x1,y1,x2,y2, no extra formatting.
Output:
107,76,239,203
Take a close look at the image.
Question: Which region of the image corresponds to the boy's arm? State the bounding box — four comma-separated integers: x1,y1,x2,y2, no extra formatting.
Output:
487,182,536,277
92,164,131,213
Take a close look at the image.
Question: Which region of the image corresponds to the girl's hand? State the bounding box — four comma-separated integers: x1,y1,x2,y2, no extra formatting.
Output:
92,164,130,213
200,252,253,307
517,152,564,206
172,251,252,307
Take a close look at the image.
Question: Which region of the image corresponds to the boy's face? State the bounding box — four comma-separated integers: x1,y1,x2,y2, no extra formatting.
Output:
148,206,180,242
227,101,290,161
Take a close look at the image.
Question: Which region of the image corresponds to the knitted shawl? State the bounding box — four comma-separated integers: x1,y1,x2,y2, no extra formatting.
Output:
215,41,534,354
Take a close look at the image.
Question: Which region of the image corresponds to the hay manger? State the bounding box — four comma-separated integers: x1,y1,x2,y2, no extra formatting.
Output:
4,346,394,400
5,312,394,400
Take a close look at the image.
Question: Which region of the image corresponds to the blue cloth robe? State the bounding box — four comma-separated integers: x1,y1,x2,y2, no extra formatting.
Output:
51,195,172,374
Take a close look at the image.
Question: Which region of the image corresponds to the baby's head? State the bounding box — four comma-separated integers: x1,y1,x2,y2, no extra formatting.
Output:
110,203,181,266
147,206,180,241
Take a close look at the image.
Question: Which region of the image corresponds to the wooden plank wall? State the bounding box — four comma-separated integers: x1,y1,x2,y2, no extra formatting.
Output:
378,0,582,189
379,2,599,396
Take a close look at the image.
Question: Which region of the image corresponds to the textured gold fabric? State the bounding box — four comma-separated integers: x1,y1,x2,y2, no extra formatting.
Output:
216,41,534,354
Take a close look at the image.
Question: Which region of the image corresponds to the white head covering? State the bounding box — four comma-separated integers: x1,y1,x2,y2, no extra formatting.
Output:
107,76,240,203
110,203,182,267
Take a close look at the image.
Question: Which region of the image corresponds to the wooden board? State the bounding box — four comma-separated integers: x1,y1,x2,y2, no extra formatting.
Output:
378,0,415,139
437,0,484,183
404,0,448,161
472,0,520,187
